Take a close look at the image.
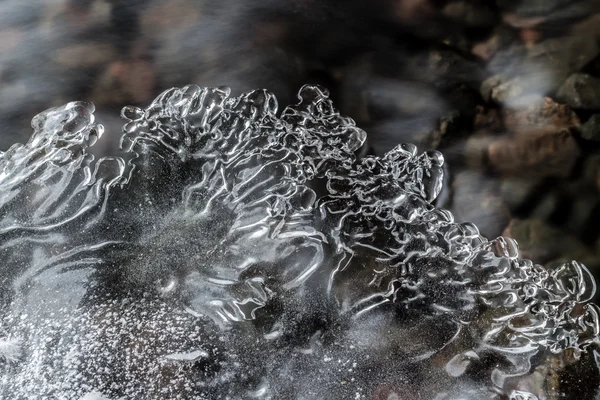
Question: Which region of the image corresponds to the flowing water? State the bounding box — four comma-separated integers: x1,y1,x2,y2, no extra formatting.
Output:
0,85,599,399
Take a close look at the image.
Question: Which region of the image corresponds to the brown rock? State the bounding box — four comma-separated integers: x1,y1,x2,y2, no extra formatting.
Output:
40,0,111,35
472,34,500,61
139,0,202,39
52,43,117,69
502,97,580,135
464,133,492,169
442,1,496,28
487,129,580,178
572,12,600,39
92,59,156,107
394,0,434,24
525,35,600,93
0,28,25,54
503,219,596,269
503,13,546,29
520,28,543,48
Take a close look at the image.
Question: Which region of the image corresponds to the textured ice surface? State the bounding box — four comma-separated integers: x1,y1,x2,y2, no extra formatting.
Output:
0,85,599,399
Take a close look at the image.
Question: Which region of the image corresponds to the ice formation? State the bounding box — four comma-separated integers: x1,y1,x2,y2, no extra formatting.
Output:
0,85,599,399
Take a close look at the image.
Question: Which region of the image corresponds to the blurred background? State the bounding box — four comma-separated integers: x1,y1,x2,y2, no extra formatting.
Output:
2,0,600,292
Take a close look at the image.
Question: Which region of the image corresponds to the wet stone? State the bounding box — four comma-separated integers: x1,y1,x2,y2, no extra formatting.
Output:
557,73,600,110
473,105,503,132
442,1,497,28
529,35,600,73
482,74,553,107
503,218,598,269
498,0,588,21
472,33,500,61
91,59,156,107
481,74,507,103
502,96,580,134
490,76,530,105
520,28,543,48
581,114,600,141
487,44,528,76
52,42,117,69
487,129,580,178
424,48,484,91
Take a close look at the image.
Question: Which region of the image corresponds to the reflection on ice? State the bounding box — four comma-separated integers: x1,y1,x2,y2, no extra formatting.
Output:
0,85,599,399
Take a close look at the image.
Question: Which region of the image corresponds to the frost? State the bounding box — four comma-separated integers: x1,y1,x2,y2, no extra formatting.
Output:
0,338,21,363
0,85,599,398
164,349,209,362
80,391,113,400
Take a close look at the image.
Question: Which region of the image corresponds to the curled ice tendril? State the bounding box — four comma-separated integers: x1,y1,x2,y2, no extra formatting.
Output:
0,85,599,399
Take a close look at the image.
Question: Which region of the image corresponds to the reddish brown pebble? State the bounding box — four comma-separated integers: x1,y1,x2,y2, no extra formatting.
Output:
503,97,580,135
52,43,117,69
503,219,594,268
521,28,542,48
487,129,579,178
503,12,546,29
92,59,157,107
472,34,499,61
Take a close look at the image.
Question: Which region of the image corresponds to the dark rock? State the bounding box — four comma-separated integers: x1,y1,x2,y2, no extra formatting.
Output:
503,218,596,269
428,110,466,149
557,73,600,110
498,0,592,23
502,12,547,28
473,105,504,132
496,0,566,16
442,1,497,28
500,177,540,212
443,83,483,119
501,2,593,37
583,155,600,187
413,47,485,91
581,114,600,141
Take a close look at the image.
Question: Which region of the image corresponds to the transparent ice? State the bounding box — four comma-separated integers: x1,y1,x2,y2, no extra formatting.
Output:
0,85,599,399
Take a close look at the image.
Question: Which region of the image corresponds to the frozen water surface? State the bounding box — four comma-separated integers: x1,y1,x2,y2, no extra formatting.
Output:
0,85,599,399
